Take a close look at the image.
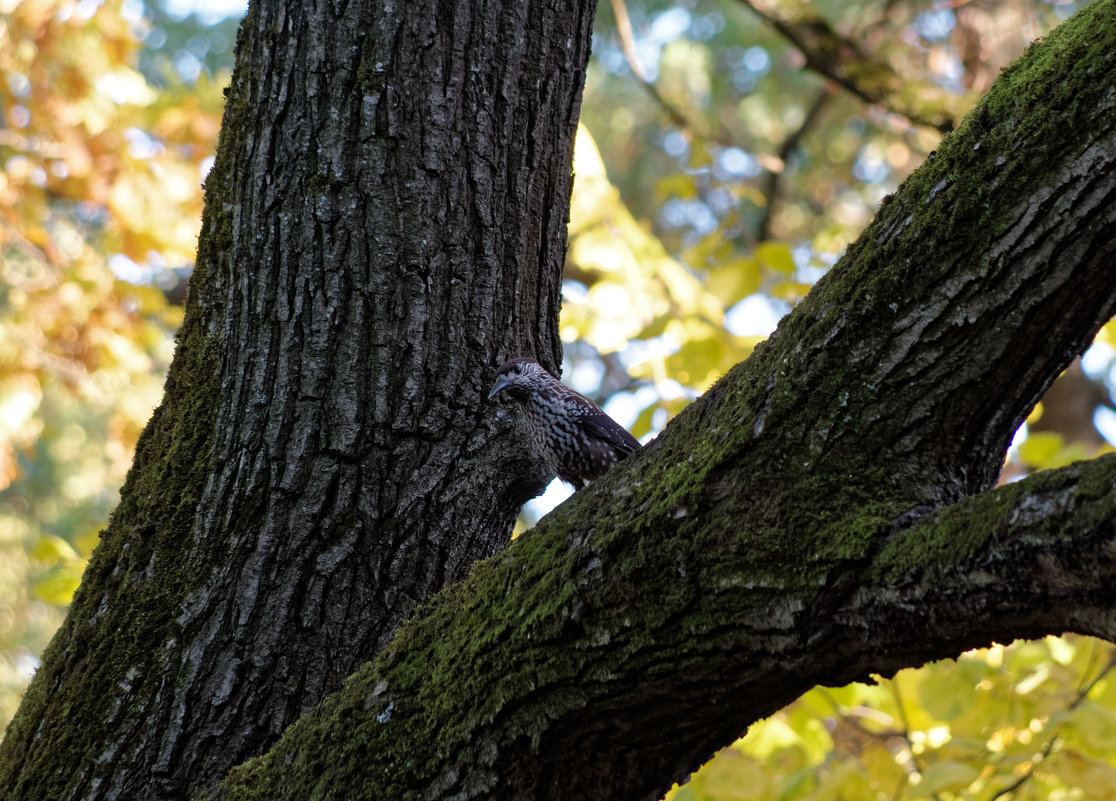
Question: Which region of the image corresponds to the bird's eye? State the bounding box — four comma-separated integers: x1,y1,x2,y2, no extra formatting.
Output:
513,362,525,374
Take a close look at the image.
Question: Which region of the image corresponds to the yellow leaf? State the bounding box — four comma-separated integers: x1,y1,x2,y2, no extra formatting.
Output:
915,760,980,796
1017,431,1064,468
755,241,796,275
769,280,811,302
707,258,761,306
30,534,79,564
1069,700,1116,752
917,665,977,720
34,569,82,606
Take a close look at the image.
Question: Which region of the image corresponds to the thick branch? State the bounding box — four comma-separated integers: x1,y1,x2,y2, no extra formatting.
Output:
212,419,1116,801
214,5,1116,800
848,454,1116,666
755,16,1116,501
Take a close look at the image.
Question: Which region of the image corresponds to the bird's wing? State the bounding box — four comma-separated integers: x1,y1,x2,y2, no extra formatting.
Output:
581,409,641,457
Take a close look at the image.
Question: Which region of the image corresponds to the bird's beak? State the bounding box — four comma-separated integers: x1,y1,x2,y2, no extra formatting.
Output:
487,377,511,400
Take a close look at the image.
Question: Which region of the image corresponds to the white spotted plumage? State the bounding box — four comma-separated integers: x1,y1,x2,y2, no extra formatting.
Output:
488,357,640,488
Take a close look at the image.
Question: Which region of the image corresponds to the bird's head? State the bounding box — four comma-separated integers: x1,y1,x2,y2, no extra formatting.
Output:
488,357,549,401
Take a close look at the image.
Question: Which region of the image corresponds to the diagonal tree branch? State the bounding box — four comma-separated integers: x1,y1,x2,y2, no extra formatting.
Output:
985,648,1116,801
858,454,1116,653
212,418,1116,801
756,82,834,241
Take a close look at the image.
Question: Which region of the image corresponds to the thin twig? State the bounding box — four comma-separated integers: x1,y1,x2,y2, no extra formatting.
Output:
890,676,946,801
735,0,958,132
756,83,833,241
608,0,784,171
985,648,1116,801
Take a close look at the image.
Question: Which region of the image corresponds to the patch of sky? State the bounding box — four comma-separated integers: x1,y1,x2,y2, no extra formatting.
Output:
663,130,689,158
1081,342,1114,379
523,479,574,522
606,385,663,433
109,253,150,284
174,50,204,82
1079,336,1116,446
598,46,629,76
649,8,691,43
690,12,724,41
1094,407,1116,448
163,0,248,24
1051,1,1079,20
793,244,833,284
122,0,144,21
7,73,30,98
660,198,718,236
199,154,216,182
705,187,737,215
1005,422,1029,475
567,357,605,396
852,143,890,184
914,9,955,40
716,147,761,178
125,127,164,159
742,46,770,75
72,0,103,21
725,295,787,337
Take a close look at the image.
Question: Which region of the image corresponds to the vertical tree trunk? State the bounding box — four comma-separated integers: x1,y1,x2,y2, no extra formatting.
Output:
0,1,598,798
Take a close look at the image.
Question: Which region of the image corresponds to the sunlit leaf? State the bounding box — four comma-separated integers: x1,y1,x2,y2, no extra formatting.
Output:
1017,431,1064,468
33,569,82,606
915,759,980,796
755,242,795,275
30,533,79,564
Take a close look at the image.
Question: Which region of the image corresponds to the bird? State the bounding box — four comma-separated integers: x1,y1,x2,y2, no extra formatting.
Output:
488,356,641,488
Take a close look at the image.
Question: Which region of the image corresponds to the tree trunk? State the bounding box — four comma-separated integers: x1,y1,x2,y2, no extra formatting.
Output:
196,2,1114,800
0,1,597,799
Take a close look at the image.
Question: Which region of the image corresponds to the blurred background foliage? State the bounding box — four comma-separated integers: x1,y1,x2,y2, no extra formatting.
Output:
0,0,232,724
0,0,1113,798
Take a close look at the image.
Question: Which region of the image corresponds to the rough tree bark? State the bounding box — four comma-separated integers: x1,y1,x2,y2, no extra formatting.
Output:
1,2,1114,801
0,0,597,799
200,2,1115,799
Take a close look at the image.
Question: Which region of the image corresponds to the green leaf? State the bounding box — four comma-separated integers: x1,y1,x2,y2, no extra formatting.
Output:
755,241,796,275
30,533,80,564
916,760,980,796
34,569,82,606
1069,700,1116,753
